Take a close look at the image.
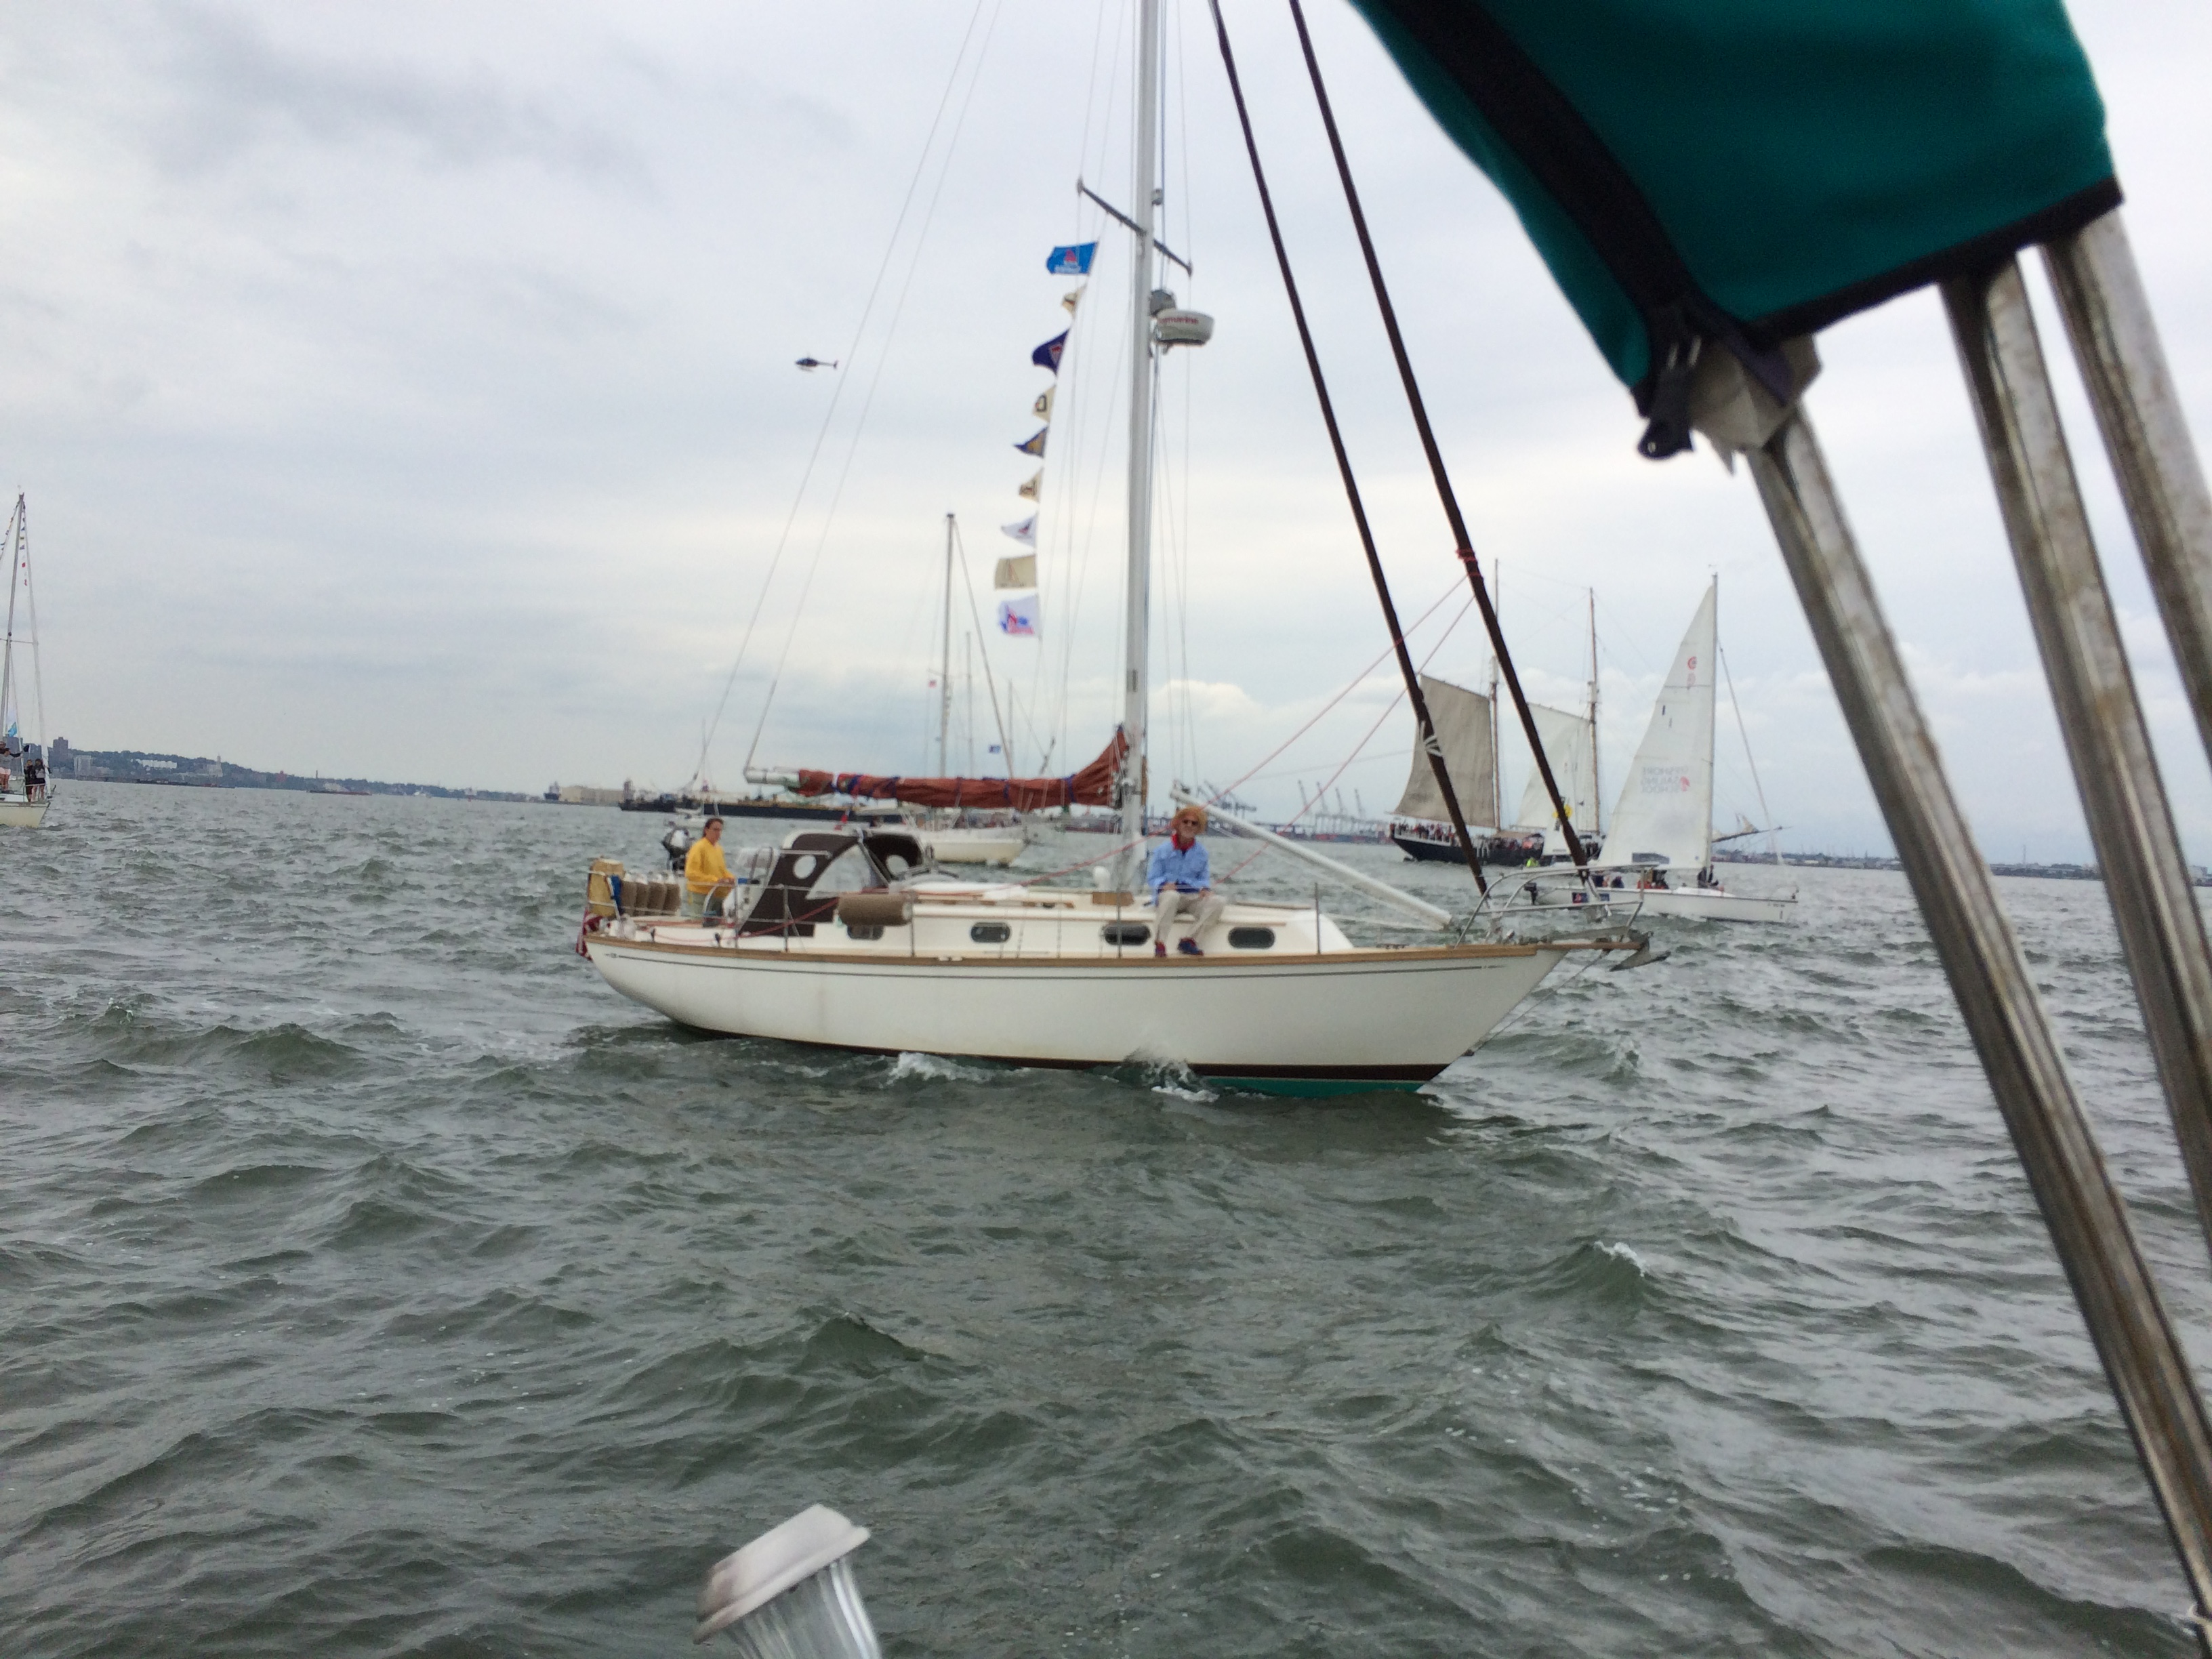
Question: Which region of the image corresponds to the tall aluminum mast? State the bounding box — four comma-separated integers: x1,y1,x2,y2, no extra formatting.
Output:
1115,0,1162,883
1586,587,1601,836
0,497,22,751
937,512,955,773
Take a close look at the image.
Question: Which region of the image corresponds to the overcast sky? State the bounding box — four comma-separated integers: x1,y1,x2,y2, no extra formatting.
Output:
6,1,2212,859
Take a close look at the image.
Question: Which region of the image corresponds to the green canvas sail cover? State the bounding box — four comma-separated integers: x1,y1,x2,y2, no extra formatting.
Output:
1347,0,2118,457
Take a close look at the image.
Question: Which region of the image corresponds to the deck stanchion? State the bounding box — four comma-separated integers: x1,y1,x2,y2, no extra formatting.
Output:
2043,211,2212,766
1746,401,2212,1643
1942,258,2212,1267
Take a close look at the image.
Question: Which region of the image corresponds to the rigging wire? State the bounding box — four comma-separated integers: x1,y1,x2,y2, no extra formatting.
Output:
1204,0,1490,896
744,0,1008,771
1197,571,1465,806
1719,639,1787,867
688,0,995,790
1281,0,1589,872
1218,592,1477,882
952,519,1017,771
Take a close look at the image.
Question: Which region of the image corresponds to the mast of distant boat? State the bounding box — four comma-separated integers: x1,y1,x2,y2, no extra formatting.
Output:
1488,559,1502,832
1115,0,1162,884
1586,586,1600,838
0,497,21,756
937,513,954,775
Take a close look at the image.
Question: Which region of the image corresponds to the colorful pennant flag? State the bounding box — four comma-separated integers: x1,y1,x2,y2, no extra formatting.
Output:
1017,469,1042,501
1032,386,1054,420
1061,287,1084,314
1015,428,1047,457
1045,242,1098,276
1000,515,1036,547
994,554,1037,588
997,593,1040,637
1031,331,1067,374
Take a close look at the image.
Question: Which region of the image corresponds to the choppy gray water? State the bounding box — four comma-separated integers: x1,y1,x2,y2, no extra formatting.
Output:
6,785,2212,1657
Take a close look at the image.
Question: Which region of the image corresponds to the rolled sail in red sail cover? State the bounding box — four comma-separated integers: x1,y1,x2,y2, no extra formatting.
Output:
788,729,1126,811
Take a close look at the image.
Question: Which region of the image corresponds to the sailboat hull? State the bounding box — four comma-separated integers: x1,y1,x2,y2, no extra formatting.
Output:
583,936,1568,1092
1626,886,1796,924
0,794,50,827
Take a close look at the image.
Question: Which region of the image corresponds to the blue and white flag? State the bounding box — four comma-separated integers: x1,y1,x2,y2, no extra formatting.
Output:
1000,514,1036,547
997,593,1040,637
1031,330,1067,374
1045,242,1098,276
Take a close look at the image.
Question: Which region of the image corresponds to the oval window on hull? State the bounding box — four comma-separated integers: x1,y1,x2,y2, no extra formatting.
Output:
1227,927,1276,949
1101,923,1151,946
970,922,1012,944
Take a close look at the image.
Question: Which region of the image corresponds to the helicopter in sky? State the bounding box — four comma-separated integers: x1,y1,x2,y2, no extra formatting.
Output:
794,356,838,372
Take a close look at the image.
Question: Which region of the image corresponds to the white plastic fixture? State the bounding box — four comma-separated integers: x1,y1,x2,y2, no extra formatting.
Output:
694,1504,879,1656
1154,310,1214,348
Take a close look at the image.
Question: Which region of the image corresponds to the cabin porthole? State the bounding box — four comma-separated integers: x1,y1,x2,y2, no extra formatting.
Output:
847,924,885,942
969,922,1012,944
1101,922,1151,947
1227,926,1276,950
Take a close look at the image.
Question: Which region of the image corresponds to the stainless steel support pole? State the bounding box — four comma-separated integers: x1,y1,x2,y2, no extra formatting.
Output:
1942,258,2212,1267
1748,403,2212,1642
2043,210,2212,767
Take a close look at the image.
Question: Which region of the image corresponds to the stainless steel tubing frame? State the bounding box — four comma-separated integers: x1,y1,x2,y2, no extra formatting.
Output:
2044,211,2212,770
1747,405,2212,1643
1943,257,2212,1267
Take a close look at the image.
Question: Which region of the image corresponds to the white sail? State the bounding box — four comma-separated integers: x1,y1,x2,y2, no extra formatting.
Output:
1597,580,1717,870
1511,703,1597,834
1391,675,1496,824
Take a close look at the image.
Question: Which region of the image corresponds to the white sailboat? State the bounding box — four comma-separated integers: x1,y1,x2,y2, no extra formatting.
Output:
0,494,54,830
575,0,1632,1091
1586,579,1794,923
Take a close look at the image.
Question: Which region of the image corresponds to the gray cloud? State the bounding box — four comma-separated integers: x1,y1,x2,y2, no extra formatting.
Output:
143,3,648,186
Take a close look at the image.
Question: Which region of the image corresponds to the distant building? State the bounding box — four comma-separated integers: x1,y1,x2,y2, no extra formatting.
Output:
49,737,70,772
558,784,626,806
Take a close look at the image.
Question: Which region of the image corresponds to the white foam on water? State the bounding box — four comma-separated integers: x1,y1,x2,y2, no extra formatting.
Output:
1597,1241,1648,1275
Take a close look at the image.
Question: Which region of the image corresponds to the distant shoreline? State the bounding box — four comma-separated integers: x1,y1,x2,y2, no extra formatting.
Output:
1717,847,2139,884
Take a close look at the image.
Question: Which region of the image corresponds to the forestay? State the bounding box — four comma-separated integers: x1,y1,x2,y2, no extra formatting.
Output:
1598,581,1716,869
1390,674,1495,823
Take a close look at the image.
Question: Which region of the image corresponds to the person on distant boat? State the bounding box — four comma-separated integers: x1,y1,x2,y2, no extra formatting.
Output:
684,815,735,919
1149,804,1225,957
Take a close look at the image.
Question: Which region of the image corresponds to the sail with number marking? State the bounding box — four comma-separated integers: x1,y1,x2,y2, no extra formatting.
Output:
1597,581,1717,870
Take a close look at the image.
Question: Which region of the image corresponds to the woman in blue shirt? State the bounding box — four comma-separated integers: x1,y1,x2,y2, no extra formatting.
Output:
1147,804,1225,956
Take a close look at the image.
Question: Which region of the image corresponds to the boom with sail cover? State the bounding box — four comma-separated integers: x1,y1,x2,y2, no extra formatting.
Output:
1597,581,1715,869
1390,674,1495,825
766,730,1126,813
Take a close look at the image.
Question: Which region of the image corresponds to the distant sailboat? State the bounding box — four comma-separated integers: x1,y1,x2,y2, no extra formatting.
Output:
1590,580,1794,922
0,495,54,830
1511,700,1600,863
1385,673,1498,862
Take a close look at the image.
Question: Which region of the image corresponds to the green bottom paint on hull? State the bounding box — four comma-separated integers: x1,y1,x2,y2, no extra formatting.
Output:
1206,1075,1429,1099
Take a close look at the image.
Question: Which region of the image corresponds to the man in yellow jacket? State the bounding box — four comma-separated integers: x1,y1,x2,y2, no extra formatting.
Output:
684,815,735,918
